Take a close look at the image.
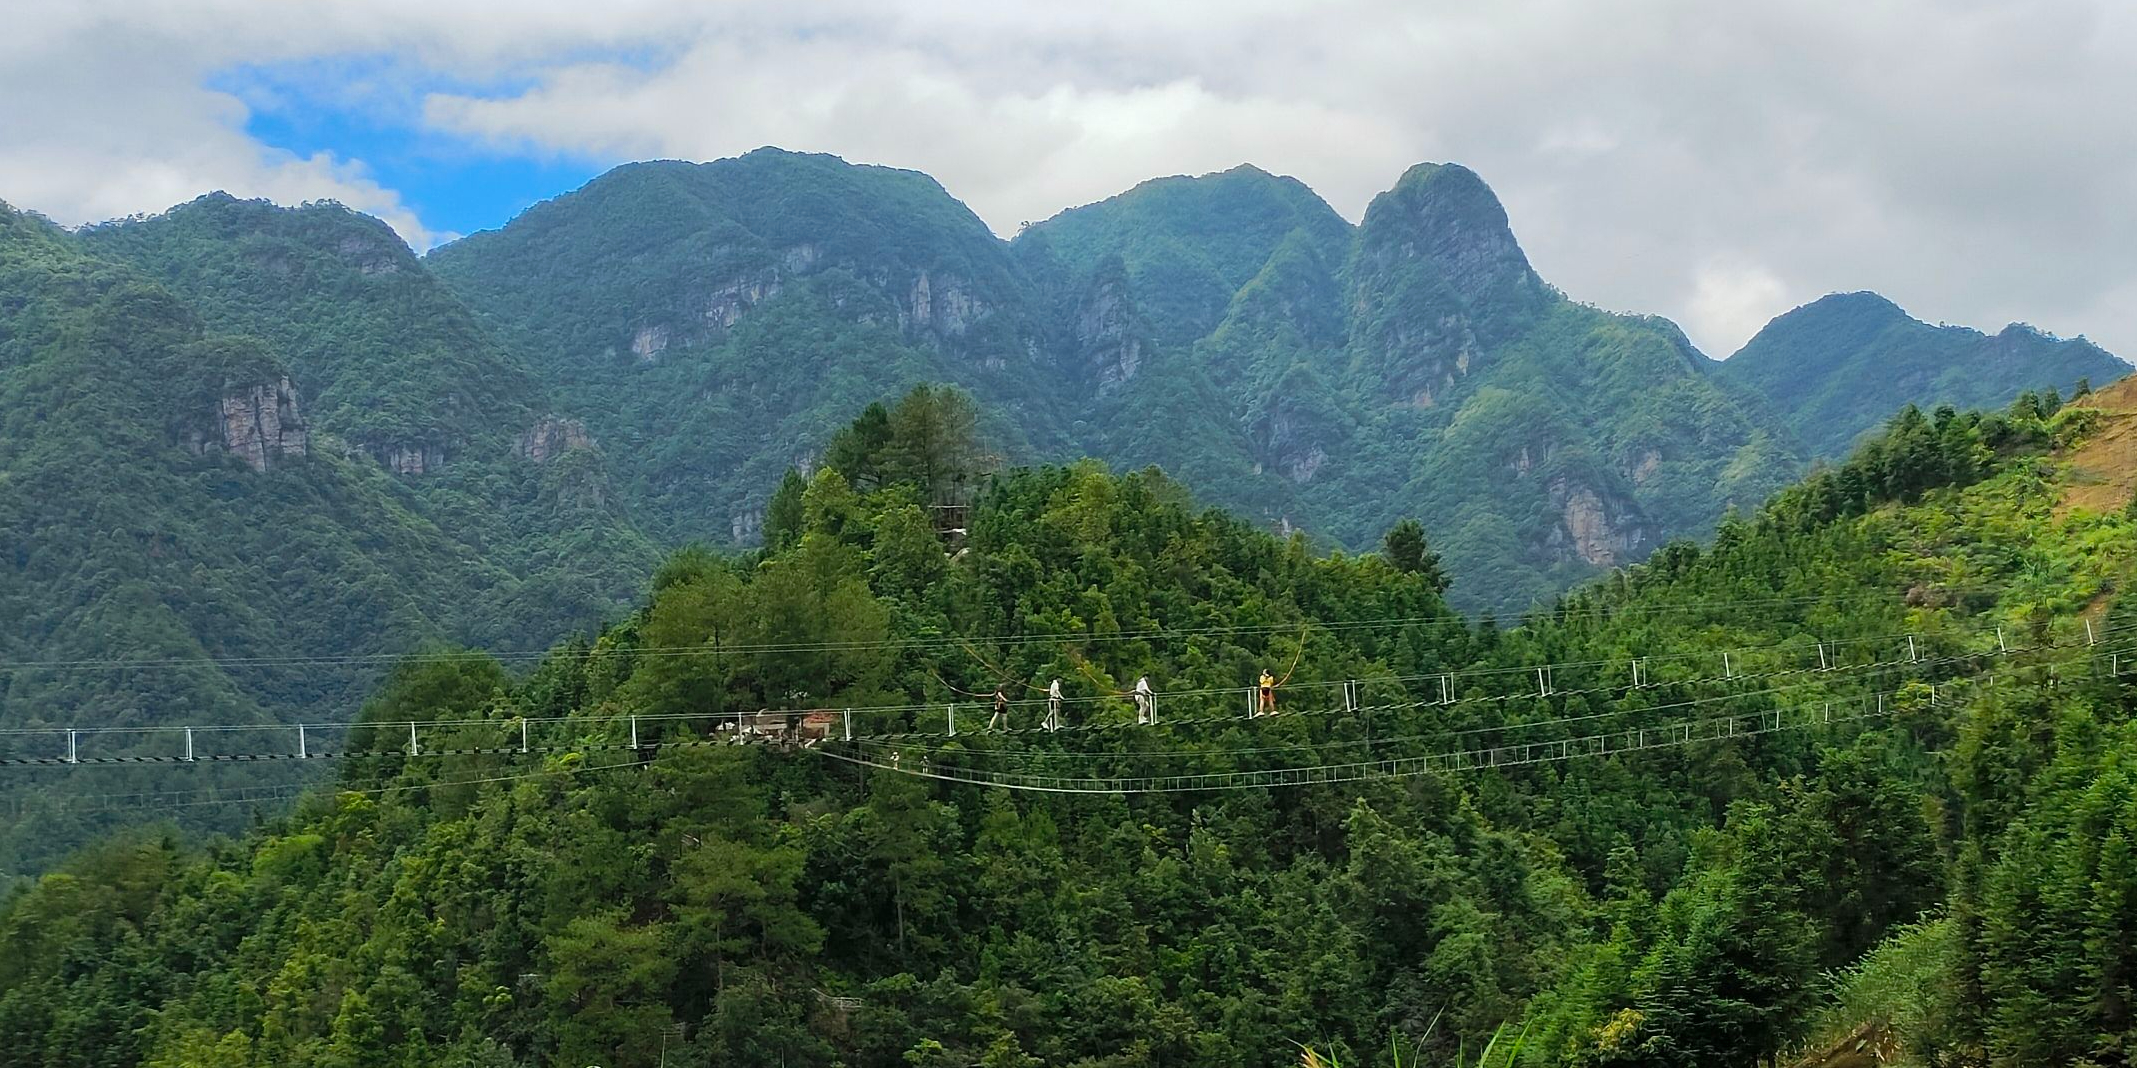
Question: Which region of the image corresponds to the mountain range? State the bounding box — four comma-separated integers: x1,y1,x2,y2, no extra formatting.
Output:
0,148,2121,870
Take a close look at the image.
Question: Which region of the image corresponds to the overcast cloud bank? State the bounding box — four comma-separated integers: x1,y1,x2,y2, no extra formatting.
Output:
4,0,2131,357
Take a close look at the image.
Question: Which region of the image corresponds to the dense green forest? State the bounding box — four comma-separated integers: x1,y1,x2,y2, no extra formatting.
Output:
5,379,2133,1067
0,200,657,876
430,151,1810,611
428,149,2123,611
1,148,2120,880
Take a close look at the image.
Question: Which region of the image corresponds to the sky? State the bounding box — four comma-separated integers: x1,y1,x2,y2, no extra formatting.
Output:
4,1,2134,360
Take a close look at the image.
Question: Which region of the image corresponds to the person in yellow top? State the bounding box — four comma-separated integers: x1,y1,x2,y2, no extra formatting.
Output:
1258,669,1277,714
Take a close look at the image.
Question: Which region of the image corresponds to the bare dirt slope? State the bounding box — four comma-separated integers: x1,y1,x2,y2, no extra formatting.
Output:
2059,376,2137,517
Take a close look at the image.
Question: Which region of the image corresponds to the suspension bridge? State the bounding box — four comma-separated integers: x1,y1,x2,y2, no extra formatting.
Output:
1,606,2123,805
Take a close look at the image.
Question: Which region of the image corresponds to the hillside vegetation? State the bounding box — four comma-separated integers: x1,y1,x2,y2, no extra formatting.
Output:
0,200,657,876
1714,290,2122,459
1,150,2120,877
5,381,2133,1067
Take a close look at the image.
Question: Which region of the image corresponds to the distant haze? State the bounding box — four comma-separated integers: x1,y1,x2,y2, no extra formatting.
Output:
3,1,2133,359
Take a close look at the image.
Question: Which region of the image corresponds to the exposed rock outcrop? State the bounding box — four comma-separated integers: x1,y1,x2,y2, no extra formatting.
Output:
905,270,984,338
1251,367,1351,485
380,444,447,476
336,233,402,275
516,415,594,463
732,508,764,543
1073,264,1145,392
1350,163,1550,403
209,377,308,472
1632,449,1663,485
630,325,669,361
1546,479,1645,567
703,275,781,330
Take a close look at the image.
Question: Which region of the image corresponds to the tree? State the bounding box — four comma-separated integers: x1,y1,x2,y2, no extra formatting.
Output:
763,468,807,551
1382,518,1451,593
884,384,986,505
544,910,676,1068
825,402,894,490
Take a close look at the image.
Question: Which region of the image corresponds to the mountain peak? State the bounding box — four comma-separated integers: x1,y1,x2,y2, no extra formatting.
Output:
1017,162,1351,347
1357,162,1541,311
1717,290,2126,457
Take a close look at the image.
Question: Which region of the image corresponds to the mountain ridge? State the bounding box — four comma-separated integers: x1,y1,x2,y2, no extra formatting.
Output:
1713,289,2126,457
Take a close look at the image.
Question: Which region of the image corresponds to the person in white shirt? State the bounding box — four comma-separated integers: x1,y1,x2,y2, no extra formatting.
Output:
1133,675,1155,725
1046,678,1064,731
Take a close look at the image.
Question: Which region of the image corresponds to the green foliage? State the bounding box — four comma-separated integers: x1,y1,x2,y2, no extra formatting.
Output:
8,389,2137,1066
823,384,991,502
1714,291,2125,459
1383,518,1452,594
0,198,656,876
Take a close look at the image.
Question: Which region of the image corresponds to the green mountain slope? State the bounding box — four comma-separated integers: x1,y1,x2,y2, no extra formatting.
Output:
1713,290,2128,458
427,149,1069,544
4,385,2131,1067
423,152,1824,612
1014,163,1354,348
0,201,656,874
4,150,2125,869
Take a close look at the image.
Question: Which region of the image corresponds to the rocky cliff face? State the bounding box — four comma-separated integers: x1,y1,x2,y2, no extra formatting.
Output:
1074,265,1145,392
630,325,669,361
1547,479,1645,567
732,507,764,543
703,275,781,331
1349,163,1550,404
516,415,594,462
1251,375,1349,486
379,443,447,476
209,377,308,472
904,270,986,339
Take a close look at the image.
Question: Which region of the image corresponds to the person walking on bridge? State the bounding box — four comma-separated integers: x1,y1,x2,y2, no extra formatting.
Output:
1258,668,1277,715
1046,678,1064,731
989,683,1011,730
1133,675,1155,725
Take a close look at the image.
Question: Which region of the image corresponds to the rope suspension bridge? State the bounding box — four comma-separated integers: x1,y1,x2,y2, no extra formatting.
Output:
3,607,2126,803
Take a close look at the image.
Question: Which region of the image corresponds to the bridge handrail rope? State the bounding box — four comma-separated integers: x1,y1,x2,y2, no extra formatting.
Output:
26,635,2102,816
8,610,2119,760
6,621,2121,768
809,651,2100,795
10,613,2116,744
819,646,2039,759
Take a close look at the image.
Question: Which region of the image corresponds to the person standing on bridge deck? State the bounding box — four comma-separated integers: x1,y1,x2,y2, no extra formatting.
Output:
1133,675,1155,725
1258,668,1277,715
1046,678,1064,731
989,684,1010,730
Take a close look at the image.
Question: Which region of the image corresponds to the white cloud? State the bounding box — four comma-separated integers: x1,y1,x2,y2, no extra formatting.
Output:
1685,261,1790,357
2,0,2133,358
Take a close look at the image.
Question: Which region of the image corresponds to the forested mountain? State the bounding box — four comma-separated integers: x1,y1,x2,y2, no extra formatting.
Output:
0,198,658,874
429,150,2118,610
5,378,2134,1068
2,150,2120,875
1713,290,2126,458
427,151,1806,609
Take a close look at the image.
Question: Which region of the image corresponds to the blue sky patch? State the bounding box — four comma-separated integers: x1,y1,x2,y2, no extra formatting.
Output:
210,55,619,246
